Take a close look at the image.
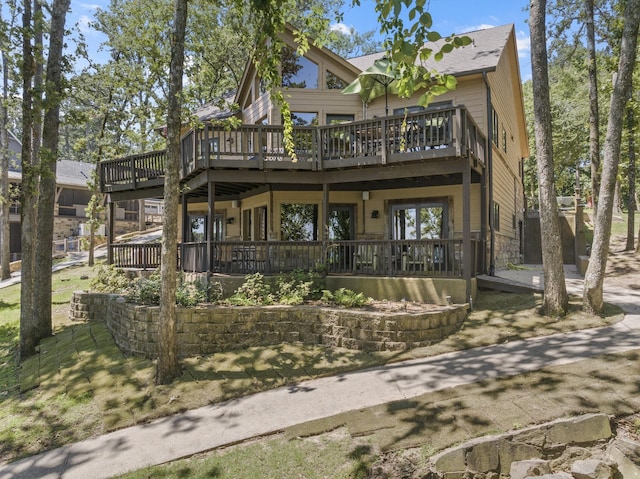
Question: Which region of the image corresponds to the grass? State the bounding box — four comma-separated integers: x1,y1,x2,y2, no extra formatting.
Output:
121,430,370,479
0,255,627,475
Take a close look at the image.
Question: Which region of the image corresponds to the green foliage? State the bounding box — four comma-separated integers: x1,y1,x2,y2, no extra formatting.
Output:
126,274,162,305
321,288,370,308
373,0,470,106
228,273,275,306
90,264,130,293
176,278,223,307
274,270,313,305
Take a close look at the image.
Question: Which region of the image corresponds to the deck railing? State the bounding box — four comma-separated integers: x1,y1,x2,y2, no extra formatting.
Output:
177,238,480,277
112,243,162,269
99,107,486,192
110,239,482,278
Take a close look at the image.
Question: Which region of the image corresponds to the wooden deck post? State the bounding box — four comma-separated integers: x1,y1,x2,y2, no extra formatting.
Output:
322,183,329,265
107,198,114,265
207,180,215,273
463,162,472,302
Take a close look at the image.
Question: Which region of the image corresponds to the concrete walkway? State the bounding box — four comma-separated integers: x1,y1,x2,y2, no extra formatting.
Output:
1,267,639,478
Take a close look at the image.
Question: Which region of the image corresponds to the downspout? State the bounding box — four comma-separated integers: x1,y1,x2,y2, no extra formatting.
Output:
483,71,495,276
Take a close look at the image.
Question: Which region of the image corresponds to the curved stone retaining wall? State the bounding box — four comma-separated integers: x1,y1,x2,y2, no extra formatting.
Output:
70,291,468,358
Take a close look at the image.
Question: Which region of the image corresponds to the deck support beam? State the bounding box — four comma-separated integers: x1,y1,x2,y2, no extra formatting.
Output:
207,181,215,273
463,162,472,303
107,199,115,265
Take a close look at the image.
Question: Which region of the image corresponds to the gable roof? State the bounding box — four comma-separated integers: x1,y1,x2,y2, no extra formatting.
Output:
234,25,362,107
347,24,514,76
8,156,95,189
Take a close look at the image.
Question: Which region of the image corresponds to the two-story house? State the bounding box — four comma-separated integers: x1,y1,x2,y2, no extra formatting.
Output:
99,23,529,304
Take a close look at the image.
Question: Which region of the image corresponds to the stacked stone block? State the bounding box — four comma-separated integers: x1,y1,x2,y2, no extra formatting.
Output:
70,291,468,359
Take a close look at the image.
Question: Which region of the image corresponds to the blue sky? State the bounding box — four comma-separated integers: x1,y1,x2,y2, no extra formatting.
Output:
69,0,532,80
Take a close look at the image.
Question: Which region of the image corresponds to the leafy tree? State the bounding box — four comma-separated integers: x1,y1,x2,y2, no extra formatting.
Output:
583,0,640,314
325,26,382,58
530,0,568,317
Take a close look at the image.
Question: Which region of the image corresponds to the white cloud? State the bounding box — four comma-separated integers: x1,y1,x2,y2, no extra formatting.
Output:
330,22,352,35
78,14,93,33
80,3,101,9
516,29,531,59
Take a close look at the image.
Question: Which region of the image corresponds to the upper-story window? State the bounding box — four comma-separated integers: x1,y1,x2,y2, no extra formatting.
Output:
291,112,318,126
282,49,318,89
326,71,348,90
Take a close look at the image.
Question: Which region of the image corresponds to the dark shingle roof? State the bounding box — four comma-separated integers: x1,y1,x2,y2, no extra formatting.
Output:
347,24,513,76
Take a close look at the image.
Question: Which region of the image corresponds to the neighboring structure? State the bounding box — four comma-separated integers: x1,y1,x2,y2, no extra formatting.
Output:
6,131,158,260
99,24,529,300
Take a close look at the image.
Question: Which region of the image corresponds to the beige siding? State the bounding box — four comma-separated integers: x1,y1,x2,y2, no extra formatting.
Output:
184,185,481,242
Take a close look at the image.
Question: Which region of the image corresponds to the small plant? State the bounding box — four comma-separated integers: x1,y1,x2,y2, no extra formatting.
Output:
275,270,314,305
323,288,370,308
176,278,223,307
228,273,274,305
91,264,130,293
127,274,162,305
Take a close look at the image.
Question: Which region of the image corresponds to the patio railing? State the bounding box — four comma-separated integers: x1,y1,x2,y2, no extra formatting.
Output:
99,107,486,193
177,238,480,277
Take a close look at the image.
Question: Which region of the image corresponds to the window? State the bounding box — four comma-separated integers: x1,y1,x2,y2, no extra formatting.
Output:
326,71,348,90
492,109,499,147
280,204,318,240
328,206,354,240
282,49,318,88
391,202,447,240
188,214,224,242
502,126,507,153
393,105,424,116
493,202,501,232
326,114,354,125
291,112,318,126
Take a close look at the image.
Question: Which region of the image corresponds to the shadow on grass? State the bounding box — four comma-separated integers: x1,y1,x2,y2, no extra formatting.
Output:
0,288,629,467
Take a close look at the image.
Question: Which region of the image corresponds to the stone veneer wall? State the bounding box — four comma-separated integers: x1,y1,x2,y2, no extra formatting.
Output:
70,291,468,359
494,231,521,269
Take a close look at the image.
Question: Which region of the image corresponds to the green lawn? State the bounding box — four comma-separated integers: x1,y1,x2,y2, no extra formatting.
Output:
0,251,628,473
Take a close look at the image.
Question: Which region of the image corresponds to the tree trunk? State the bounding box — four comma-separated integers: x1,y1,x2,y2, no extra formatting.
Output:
138,199,146,231
19,0,37,359
583,0,640,314
585,0,600,220
613,178,623,215
156,0,188,385
0,50,10,281
31,0,71,347
529,0,568,317
626,100,636,251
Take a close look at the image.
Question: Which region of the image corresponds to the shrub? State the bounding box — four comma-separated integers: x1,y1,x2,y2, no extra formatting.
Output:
228,273,274,306
176,278,223,307
127,274,161,305
274,270,315,305
91,264,130,293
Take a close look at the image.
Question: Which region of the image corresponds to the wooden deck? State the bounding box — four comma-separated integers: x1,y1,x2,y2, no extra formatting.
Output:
99,107,486,194
110,238,483,278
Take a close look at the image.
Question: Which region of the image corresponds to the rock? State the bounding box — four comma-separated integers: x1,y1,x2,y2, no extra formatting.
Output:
606,443,640,479
609,437,640,465
570,459,614,479
510,459,551,479
547,415,612,447
526,474,573,479
434,447,466,473
498,440,543,475
466,440,499,473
